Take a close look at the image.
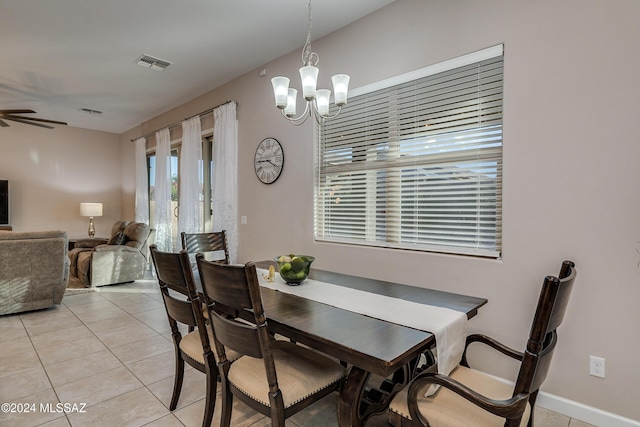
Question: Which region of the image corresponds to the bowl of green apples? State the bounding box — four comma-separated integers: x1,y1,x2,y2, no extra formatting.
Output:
274,254,315,285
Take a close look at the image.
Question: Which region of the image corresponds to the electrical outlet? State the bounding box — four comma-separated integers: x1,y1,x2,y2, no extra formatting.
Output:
589,355,605,378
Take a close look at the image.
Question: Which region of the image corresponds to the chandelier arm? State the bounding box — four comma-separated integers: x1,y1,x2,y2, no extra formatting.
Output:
287,117,310,127
310,105,343,125
313,109,326,126
286,114,310,126
282,102,312,126
298,101,311,121
321,106,343,120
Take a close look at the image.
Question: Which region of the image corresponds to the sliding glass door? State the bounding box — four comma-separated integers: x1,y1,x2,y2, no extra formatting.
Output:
147,137,212,250
148,150,179,249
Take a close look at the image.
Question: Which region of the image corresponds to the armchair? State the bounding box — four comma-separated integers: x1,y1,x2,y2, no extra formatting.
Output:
68,220,150,287
388,260,577,427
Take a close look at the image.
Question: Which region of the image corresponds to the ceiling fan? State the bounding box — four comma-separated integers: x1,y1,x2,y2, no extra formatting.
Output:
0,109,67,129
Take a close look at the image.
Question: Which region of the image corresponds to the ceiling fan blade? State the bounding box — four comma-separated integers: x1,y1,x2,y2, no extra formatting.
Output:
2,116,55,129
2,115,67,126
0,119,9,127
0,109,36,114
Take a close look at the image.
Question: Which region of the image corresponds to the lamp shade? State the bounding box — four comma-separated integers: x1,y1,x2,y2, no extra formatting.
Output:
271,76,290,109
285,88,298,118
332,74,350,107
315,89,331,116
80,203,103,217
299,65,319,100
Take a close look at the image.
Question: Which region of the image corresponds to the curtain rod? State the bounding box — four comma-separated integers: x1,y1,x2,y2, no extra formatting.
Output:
130,100,236,142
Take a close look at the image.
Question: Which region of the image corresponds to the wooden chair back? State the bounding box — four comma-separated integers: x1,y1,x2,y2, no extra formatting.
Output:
195,256,273,367
197,256,346,426
181,231,230,264
514,260,577,397
149,244,208,341
149,244,218,426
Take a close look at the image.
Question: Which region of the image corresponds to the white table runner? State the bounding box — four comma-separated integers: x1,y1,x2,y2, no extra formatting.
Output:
257,268,466,392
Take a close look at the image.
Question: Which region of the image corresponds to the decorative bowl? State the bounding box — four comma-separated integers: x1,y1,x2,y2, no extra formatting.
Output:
274,255,315,285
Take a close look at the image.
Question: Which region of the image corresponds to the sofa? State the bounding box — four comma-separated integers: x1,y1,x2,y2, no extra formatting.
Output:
68,220,150,287
0,230,70,315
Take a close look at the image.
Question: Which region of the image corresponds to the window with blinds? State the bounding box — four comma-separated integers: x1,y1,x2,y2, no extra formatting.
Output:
314,46,503,258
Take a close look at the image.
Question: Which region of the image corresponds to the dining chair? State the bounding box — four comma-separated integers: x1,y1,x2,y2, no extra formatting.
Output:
195,255,347,427
149,244,221,427
181,230,231,325
388,260,577,427
181,230,230,264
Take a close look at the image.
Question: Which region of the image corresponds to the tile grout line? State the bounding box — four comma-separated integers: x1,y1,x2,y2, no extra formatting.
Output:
80,282,190,424
47,287,178,426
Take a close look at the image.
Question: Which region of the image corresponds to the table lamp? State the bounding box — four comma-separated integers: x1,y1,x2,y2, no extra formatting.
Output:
80,202,103,238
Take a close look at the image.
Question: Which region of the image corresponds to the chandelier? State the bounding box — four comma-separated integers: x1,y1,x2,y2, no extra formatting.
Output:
271,0,350,125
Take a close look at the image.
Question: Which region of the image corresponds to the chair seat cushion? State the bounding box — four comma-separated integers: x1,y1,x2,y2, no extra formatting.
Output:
227,340,345,409
179,326,240,365
389,365,531,427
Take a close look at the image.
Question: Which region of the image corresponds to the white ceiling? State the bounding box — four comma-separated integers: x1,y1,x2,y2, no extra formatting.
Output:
0,0,394,134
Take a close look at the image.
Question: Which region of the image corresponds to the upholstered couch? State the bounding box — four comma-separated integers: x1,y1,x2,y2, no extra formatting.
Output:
68,220,150,287
0,230,70,315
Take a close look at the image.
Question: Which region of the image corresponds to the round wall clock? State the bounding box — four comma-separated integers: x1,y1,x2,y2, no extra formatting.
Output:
254,137,284,184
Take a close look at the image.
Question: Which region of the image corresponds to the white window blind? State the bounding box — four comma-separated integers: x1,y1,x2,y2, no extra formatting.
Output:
315,46,503,258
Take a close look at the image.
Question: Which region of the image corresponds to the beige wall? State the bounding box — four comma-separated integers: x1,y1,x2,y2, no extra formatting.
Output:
110,0,640,421
0,125,122,237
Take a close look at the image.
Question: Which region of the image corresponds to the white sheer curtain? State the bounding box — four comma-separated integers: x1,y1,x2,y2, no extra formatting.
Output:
177,116,203,248
134,137,149,225
212,102,238,263
154,128,173,251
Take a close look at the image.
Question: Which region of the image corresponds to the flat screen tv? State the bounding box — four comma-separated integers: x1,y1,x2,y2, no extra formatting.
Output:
0,180,8,225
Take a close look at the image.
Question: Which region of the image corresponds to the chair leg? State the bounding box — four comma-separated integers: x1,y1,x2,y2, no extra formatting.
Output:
269,391,286,427
528,390,539,427
220,380,233,427
170,351,185,410
387,410,404,427
271,412,286,427
202,366,217,427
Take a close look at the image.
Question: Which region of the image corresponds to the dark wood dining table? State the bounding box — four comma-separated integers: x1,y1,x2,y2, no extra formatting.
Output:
251,261,488,427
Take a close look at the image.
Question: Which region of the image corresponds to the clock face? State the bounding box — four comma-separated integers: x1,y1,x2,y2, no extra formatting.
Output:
254,138,284,184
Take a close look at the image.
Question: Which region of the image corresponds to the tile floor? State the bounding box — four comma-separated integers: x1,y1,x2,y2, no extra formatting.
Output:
1,277,596,427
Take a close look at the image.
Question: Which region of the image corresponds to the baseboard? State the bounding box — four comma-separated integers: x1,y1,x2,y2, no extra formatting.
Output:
537,392,640,427
485,372,639,427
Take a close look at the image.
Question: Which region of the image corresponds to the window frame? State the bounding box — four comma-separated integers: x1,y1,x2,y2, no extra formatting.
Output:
314,45,504,258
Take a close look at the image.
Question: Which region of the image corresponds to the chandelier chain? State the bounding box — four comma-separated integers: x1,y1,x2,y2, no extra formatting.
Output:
302,0,318,66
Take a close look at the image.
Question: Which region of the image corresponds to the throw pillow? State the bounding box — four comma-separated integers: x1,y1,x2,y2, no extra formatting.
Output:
107,231,127,245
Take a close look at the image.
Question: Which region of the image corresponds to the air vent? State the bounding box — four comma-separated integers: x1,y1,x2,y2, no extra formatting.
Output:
79,108,103,114
135,54,172,71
